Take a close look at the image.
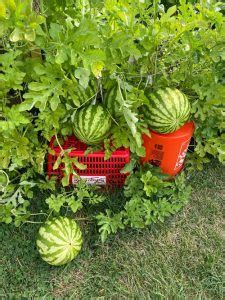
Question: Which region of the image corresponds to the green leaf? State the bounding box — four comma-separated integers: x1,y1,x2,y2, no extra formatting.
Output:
18,99,35,112
49,23,63,41
46,194,65,213
91,61,104,78
53,156,61,170
50,95,61,111
66,197,83,213
72,158,87,170
74,68,90,89
10,28,23,42
29,82,50,91
6,0,16,11
120,159,136,174
166,5,177,17
62,175,70,187
96,210,125,242
123,107,139,136
24,29,36,42
0,3,6,18
55,49,67,64
33,64,46,75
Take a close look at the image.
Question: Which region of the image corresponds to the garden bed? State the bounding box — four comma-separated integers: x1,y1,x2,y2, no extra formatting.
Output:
0,0,224,267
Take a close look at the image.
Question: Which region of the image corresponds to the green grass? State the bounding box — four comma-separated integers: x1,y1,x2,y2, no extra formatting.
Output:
1,161,224,299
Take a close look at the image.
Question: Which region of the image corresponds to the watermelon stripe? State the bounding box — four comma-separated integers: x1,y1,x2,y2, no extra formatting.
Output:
81,106,87,138
36,239,49,253
86,105,93,137
90,108,107,140
173,89,181,117
112,87,119,116
146,109,174,124
147,117,173,127
168,89,178,119
52,251,72,265
105,85,122,117
175,91,185,119
72,81,98,106
89,106,101,138
181,94,189,118
45,226,68,244
51,218,67,233
61,216,74,240
53,218,69,234
68,218,77,241
40,245,68,258
148,115,174,126
150,94,174,120
181,95,190,119
72,231,82,244
39,228,67,245
79,87,88,102
81,106,88,138
76,87,85,104
38,241,67,254
148,121,171,128
155,91,175,118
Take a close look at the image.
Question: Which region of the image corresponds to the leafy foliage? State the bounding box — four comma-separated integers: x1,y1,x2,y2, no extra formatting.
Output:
97,165,191,242
45,180,106,214
0,0,224,240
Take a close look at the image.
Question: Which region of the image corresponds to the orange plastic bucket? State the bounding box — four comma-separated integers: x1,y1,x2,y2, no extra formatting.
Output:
141,122,195,176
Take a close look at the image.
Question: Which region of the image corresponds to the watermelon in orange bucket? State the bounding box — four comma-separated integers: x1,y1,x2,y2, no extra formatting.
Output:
141,122,195,176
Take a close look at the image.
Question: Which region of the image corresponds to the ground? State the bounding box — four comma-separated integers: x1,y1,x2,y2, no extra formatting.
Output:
1,161,224,299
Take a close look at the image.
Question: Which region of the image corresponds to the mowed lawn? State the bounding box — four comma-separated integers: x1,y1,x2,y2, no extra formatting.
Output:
1,161,224,299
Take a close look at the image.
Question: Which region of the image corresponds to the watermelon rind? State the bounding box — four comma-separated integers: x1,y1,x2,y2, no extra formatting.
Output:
71,80,97,107
73,104,112,145
36,217,83,266
142,88,191,133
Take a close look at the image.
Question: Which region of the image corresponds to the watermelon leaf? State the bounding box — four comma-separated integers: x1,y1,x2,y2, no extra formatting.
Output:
74,68,91,89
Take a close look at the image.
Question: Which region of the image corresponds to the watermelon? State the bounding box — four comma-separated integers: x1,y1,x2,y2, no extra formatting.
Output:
73,104,112,145
36,217,83,266
142,88,191,133
104,85,122,117
71,80,97,107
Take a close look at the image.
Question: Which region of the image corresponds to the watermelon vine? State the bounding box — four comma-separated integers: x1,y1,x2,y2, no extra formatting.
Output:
0,0,225,244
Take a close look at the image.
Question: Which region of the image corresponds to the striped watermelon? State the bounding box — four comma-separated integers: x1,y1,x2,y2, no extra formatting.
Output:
104,85,122,117
73,104,112,145
143,88,191,133
72,80,97,106
36,217,83,266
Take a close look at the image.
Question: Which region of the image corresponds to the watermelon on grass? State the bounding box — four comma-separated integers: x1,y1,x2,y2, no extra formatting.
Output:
36,217,83,266
73,104,112,145
142,88,191,133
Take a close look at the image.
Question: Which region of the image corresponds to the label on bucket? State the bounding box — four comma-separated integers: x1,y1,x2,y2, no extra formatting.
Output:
174,139,190,170
149,144,164,167
72,175,106,185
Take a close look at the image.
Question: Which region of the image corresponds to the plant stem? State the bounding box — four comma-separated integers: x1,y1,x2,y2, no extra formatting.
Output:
55,132,64,153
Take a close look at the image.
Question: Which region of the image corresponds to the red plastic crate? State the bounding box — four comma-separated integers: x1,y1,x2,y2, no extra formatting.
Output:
47,136,130,187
